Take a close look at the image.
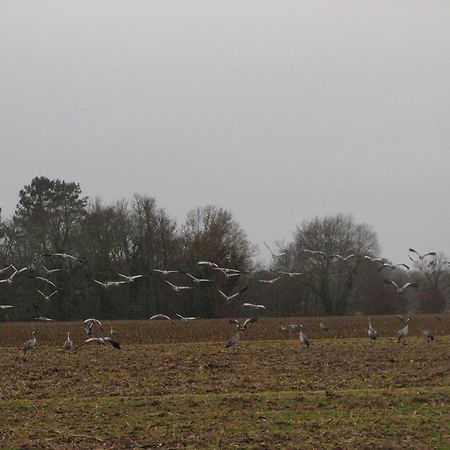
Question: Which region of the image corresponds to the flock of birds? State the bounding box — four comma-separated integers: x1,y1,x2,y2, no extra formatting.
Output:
0,246,444,358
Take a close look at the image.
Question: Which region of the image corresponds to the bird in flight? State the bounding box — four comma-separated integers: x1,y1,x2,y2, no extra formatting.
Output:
115,272,145,282
241,303,266,310
384,279,418,294
408,248,436,260
229,317,257,331
149,314,176,326
181,271,212,285
165,280,194,293
80,336,121,349
93,279,129,289
258,277,282,285
35,288,59,302
217,286,249,302
330,254,355,262
263,242,287,259
43,253,87,264
40,264,61,274
29,275,59,289
175,313,198,322
0,304,14,309
378,263,409,272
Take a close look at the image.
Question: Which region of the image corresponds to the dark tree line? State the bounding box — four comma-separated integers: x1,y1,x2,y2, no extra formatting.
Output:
0,176,448,321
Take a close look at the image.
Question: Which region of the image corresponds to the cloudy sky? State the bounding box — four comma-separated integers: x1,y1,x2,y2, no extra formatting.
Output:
1,1,450,264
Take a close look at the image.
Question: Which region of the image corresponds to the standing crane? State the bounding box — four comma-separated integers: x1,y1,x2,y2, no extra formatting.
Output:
63,332,73,351
22,331,37,360
397,318,411,343
423,329,434,342
368,318,378,341
298,325,310,347
225,332,240,349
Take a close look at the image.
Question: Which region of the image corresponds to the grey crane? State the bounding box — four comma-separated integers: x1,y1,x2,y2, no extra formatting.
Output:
258,277,282,285
43,252,87,264
40,264,61,274
378,263,410,272
229,317,257,331
408,248,436,260
263,242,287,259
241,302,266,310
397,318,411,343
83,318,103,337
80,336,121,349
175,313,198,322
93,279,129,289
0,266,19,285
181,271,212,285
217,286,248,302
298,325,310,347
63,332,74,351
35,288,59,302
319,322,328,333
423,329,434,342
330,254,355,262
384,280,418,294
22,331,37,359
164,280,194,293
368,318,378,341
116,272,145,282
225,332,240,349
149,314,175,326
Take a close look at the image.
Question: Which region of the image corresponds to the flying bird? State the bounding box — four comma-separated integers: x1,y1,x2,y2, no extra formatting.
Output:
40,264,61,274
93,279,129,289
196,261,219,269
217,286,249,302
0,267,19,285
258,277,282,285
43,252,87,264
83,318,103,336
29,275,59,289
228,317,257,331
152,269,180,277
115,273,145,282
384,280,418,294
80,337,121,349
175,313,198,322
0,304,14,310
165,280,194,293
241,303,266,310
35,288,59,302
149,314,175,326
275,270,303,278
378,263,410,272
331,254,355,262
263,242,287,259
181,271,212,285
408,248,436,260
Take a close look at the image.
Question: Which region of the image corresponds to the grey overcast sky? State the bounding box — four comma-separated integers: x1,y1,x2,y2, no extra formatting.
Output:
1,1,450,264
